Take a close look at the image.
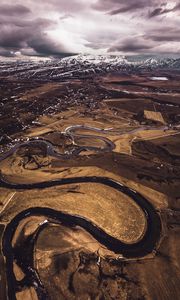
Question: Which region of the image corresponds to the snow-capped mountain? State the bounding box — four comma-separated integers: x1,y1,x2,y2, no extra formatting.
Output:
0,54,179,80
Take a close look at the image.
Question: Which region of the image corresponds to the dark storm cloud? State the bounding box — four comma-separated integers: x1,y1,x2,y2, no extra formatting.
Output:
145,28,180,42
0,13,71,57
148,2,180,18
28,33,69,56
108,38,153,52
0,4,31,16
0,27,27,48
0,1,83,57
92,0,180,18
109,3,145,15
149,7,170,18
0,18,54,47
92,0,155,14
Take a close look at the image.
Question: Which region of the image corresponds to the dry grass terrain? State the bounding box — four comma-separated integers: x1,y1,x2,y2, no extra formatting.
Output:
0,69,180,300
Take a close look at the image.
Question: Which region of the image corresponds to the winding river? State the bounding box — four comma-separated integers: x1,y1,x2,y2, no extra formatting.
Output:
0,125,162,300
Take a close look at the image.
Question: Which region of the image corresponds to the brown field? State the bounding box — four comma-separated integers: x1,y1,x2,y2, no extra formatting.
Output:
0,70,180,300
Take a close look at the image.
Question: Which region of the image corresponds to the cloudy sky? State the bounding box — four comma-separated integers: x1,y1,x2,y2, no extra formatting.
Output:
0,0,180,58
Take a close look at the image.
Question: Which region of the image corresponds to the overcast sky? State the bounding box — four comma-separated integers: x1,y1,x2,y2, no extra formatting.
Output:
0,0,180,58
